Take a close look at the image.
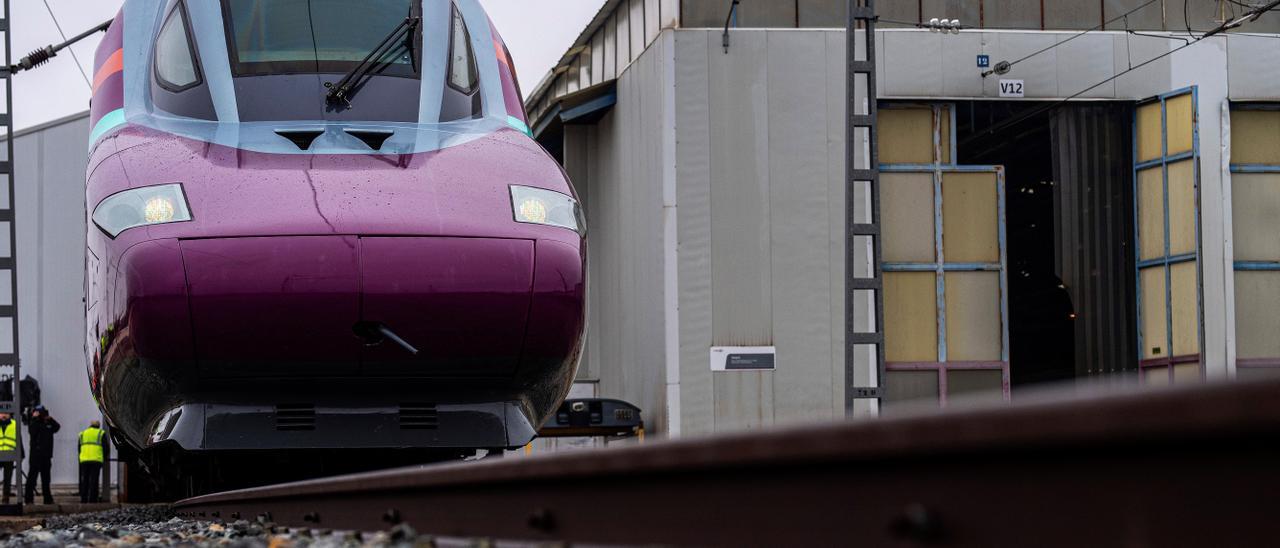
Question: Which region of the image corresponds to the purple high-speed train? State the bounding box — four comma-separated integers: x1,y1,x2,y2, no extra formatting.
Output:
85,0,584,495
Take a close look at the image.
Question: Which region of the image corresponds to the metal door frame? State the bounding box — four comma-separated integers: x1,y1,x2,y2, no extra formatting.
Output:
881,102,1011,407
1132,86,1203,383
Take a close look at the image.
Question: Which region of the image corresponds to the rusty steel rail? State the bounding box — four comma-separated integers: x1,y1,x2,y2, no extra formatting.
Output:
175,379,1280,547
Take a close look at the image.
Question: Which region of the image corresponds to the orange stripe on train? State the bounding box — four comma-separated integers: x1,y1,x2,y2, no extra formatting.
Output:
92,49,124,94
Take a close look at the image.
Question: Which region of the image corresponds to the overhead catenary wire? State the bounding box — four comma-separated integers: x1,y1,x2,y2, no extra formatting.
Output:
979,0,1162,77
961,0,1280,148
40,0,91,89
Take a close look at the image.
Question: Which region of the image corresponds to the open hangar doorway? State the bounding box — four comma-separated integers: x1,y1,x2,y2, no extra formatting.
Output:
958,100,1138,386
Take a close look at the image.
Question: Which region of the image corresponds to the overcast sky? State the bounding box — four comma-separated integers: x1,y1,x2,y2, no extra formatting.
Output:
8,0,606,131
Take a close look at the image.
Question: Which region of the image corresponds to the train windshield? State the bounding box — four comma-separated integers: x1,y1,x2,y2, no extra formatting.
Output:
221,0,419,77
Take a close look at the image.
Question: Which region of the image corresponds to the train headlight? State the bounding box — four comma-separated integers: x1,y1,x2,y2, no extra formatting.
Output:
510,185,583,234
92,184,192,238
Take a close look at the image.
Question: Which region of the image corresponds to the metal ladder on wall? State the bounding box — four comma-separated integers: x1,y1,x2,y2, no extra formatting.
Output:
846,0,884,416
0,0,25,500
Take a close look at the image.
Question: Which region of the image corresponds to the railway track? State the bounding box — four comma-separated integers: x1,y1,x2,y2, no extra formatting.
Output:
174,378,1280,547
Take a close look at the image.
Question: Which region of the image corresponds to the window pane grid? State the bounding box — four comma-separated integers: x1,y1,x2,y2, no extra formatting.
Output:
1229,105,1280,374
881,103,1010,406
1134,88,1202,385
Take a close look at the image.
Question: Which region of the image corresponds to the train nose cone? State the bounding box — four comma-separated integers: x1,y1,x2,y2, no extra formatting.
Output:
359,237,534,376
178,236,540,378
181,236,363,377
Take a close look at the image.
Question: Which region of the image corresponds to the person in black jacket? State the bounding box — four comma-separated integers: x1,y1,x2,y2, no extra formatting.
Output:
23,406,59,504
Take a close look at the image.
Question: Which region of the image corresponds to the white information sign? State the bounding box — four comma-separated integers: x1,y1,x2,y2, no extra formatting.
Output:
710,346,776,371
999,79,1025,98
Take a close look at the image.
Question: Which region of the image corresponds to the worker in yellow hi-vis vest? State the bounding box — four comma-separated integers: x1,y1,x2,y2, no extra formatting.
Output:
78,421,106,503
0,412,15,504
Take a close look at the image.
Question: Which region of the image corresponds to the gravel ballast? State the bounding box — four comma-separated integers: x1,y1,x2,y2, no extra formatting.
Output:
2,507,448,547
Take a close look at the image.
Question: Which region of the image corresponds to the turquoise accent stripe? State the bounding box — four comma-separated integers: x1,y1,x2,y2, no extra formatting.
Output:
507,116,530,136
89,109,127,147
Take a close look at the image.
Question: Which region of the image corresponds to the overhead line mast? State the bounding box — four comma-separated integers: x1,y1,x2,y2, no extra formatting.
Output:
1,10,113,511
846,0,884,416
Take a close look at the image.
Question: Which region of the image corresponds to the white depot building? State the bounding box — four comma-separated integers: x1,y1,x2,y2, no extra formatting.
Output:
522,0,1280,439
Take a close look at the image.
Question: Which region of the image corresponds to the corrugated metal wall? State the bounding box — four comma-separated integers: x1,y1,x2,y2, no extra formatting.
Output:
1051,104,1139,378
562,37,673,434
3,113,101,485
673,29,850,434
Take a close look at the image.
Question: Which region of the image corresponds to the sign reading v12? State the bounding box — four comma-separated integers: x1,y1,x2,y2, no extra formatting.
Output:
999,79,1025,98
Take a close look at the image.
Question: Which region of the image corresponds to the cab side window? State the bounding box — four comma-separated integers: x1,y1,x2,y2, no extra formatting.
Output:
155,2,201,91
447,5,478,94
440,4,482,121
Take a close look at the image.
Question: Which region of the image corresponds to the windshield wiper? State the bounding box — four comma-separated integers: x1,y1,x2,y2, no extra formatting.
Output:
324,13,420,107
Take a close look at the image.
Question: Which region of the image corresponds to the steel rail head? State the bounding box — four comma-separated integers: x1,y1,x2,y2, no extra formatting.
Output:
175,378,1280,547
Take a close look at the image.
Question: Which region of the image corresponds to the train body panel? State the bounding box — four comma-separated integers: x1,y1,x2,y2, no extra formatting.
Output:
84,0,584,458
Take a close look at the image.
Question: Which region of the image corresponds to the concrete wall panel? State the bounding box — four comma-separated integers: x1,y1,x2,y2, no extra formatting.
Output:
1056,33,1116,97
768,31,837,422
825,31,855,417
940,32,986,97
1114,33,1175,99
1228,36,1280,100
573,35,671,434
988,33,1059,97
707,30,774,429
674,30,716,436
708,31,772,347
884,31,944,97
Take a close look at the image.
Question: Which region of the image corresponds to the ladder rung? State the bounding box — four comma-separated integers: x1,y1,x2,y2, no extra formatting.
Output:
849,223,879,236
849,61,876,74
0,354,16,366
0,19,7,32
849,333,883,345
0,161,9,175
0,211,10,222
850,387,882,399
850,169,877,181
850,115,876,128
851,7,875,20
0,306,13,317
0,114,7,125
0,257,12,269
848,278,881,290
